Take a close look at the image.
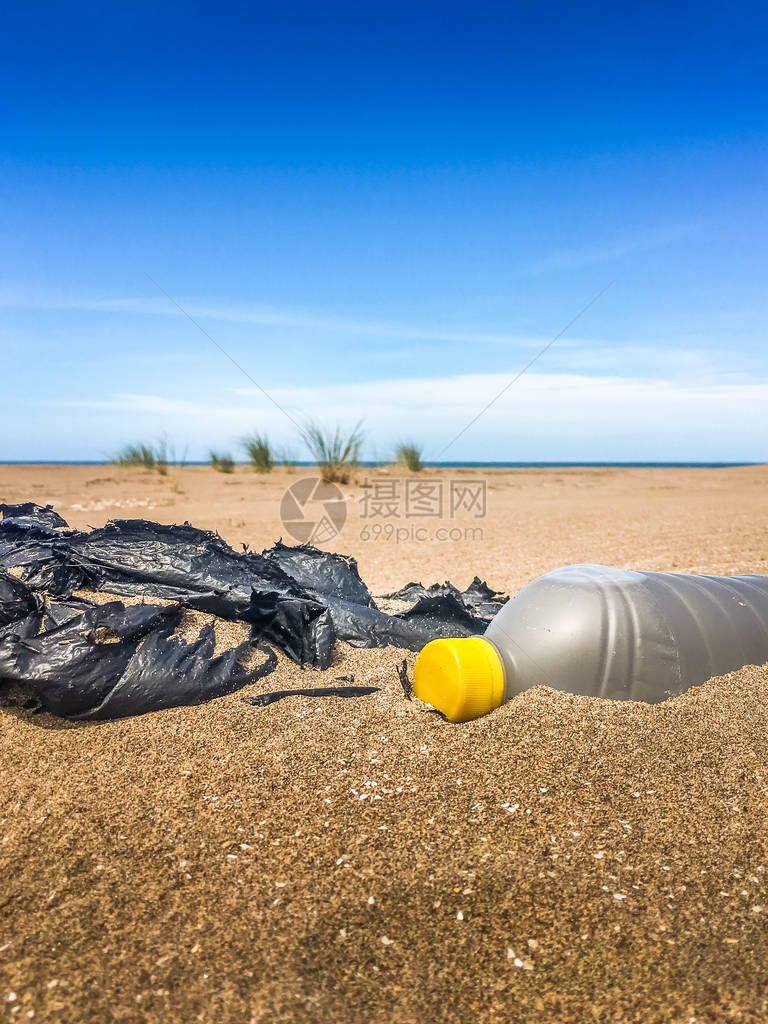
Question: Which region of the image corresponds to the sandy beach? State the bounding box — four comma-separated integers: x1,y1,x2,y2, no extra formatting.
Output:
2,463,768,1023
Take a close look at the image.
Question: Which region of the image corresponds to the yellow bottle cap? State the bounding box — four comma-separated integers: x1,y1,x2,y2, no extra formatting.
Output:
413,637,505,722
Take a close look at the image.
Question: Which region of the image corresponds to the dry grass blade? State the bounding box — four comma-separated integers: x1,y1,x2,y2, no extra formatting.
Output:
395,442,423,472
210,451,235,474
303,420,364,484
242,434,274,473
112,436,184,475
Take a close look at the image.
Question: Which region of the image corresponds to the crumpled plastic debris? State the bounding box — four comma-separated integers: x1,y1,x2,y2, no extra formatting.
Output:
0,570,41,628
0,502,69,530
0,503,507,720
384,577,507,619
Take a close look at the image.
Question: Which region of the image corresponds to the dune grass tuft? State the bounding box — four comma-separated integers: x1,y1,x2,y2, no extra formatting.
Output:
242,434,274,473
112,443,158,469
153,436,171,475
395,442,423,472
112,436,185,477
303,420,364,484
210,451,235,474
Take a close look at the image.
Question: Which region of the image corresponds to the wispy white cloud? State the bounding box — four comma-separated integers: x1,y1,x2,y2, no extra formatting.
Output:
538,223,701,271
0,287,546,348
39,370,768,461
1,281,749,383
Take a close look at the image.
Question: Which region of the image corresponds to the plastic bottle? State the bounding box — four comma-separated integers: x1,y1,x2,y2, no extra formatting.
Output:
413,564,768,722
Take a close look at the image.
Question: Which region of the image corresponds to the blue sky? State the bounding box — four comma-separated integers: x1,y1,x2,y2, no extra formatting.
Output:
2,0,767,461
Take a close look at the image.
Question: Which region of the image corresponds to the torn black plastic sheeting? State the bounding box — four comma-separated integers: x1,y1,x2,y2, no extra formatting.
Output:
0,504,507,720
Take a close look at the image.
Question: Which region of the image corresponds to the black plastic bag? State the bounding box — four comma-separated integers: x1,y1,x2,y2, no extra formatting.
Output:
0,504,507,720
0,570,40,627
0,589,274,720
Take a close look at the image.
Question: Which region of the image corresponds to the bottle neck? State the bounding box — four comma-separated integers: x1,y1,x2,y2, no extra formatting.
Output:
483,634,516,701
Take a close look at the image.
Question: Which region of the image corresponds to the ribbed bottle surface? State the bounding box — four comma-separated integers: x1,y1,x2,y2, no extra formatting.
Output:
485,564,768,703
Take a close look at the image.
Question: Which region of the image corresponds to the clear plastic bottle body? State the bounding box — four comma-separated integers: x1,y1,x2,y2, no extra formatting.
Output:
485,564,768,703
